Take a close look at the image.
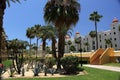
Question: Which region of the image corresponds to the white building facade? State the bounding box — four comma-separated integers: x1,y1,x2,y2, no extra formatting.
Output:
65,18,120,52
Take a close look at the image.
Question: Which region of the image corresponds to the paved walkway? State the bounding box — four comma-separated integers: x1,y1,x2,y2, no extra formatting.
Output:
84,64,120,72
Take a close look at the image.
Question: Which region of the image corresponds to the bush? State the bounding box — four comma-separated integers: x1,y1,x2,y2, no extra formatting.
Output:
61,56,80,74
45,57,56,68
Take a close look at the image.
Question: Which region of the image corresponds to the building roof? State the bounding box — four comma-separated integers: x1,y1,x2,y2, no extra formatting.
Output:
76,32,80,34
65,35,70,39
112,17,119,23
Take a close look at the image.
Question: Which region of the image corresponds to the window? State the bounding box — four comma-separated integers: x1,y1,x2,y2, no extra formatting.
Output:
114,32,116,35
92,41,95,44
110,38,112,40
100,40,101,42
115,44,117,47
92,46,95,50
114,38,116,41
104,34,106,36
105,45,107,48
113,27,115,29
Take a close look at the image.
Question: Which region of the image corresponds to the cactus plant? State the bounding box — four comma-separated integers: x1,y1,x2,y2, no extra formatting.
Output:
21,66,25,76
49,68,56,75
33,63,40,76
9,65,15,77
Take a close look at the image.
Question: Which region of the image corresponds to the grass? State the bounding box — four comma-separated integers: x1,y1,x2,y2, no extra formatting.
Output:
2,59,12,68
5,67,120,80
104,63,120,67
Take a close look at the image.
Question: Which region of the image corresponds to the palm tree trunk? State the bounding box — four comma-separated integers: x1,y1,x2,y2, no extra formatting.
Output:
0,27,2,63
57,31,65,70
42,39,46,51
95,20,98,50
36,38,39,59
52,37,57,59
29,39,31,57
0,0,6,63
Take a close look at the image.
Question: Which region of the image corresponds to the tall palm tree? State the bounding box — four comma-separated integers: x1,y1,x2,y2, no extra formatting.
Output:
89,31,96,50
44,0,80,69
44,25,57,58
0,0,23,63
40,25,57,54
1,28,7,61
40,26,50,51
26,27,35,57
33,24,41,59
89,11,102,50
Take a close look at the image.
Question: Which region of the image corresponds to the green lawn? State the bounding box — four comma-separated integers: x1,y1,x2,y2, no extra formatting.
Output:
2,59,12,68
5,67,120,80
104,63,120,67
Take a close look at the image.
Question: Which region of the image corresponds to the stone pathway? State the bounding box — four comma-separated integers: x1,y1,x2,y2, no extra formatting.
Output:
84,64,120,72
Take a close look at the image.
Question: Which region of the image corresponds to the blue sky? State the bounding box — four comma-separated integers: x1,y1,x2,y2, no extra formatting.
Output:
3,0,120,45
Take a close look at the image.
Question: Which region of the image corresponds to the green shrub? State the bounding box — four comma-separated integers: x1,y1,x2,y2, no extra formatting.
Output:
45,57,56,68
61,56,80,74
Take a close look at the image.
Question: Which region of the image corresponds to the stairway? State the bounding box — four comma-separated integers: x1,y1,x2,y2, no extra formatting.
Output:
91,54,101,65
90,48,114,65
90,48,104,65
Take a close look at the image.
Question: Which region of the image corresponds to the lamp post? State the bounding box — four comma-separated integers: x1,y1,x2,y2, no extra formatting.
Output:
78,37,82,67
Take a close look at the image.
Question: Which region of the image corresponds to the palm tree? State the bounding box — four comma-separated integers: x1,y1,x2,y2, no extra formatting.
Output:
89,11,102,50
33,24,41,59
89,31,96,50
26,27,35,57
105,39,112,48
69,45,76,52
0,0,23,63
40,26,50,51
1,28,7,61
44,25,57,58
44,0,80,69
75,37,81,52
67,40,72,52
40,25,57,57
7,39,28,74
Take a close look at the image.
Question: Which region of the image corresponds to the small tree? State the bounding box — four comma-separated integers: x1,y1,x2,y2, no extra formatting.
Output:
67,40,72,52
7,39,28,74
84,42,89,52
69,45,76,52
61,56,80,74
89,31,96,50
105,39,112,48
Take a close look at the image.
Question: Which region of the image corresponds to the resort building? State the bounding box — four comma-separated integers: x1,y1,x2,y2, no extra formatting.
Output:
65,18,120,53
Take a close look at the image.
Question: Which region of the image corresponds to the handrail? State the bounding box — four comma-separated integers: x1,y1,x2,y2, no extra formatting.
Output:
90,48,104,64
100,48,114,64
